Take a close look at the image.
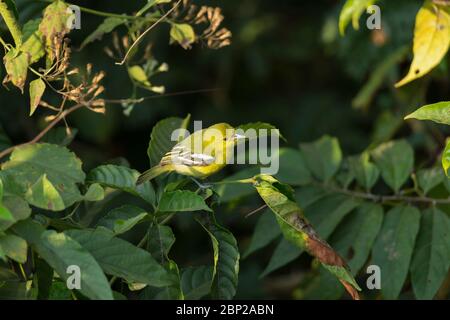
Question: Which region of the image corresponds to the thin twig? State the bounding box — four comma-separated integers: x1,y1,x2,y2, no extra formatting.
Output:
245,204,268,218
0,103,84,159
116,0,182,66
319,183,450,205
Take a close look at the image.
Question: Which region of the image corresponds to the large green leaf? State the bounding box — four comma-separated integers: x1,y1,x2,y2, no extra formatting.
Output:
405,101,450,125
371,140,414,192
65,228,172,288
1,143,85,210
348,152,380,191
300,135,342,182
372,205,421,299
243,210,281,258
330,202,383,274
87,164,155,204
96,205,148,235
181,266,213,300
260,237,302,278
253,175,361,298
275,148,312,186
304,194,360,239
147,115,191,167
236,122,284,140
215,167,259,203
157,190,212,213
200,218,240,300
0,233,27,263
0,195,31,231
13,220,113,300
416,167,444,195
410,208,450,300
141,224,182,300
147,224,175,264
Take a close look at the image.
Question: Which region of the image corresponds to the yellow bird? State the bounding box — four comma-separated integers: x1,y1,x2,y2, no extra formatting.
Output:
137,123,245,185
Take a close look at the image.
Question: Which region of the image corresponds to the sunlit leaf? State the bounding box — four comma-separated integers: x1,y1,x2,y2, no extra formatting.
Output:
395,1,450,87
29,78,46,116
405,101,450,125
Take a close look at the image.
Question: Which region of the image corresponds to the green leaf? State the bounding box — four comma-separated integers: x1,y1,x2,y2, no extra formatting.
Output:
253,175,360,298
0,233,27,263
260,237,301,278
405,101,450,125
348,152,380,191
181,266,213,300
339,0,378,35
203,221,240,300
371,140,414,192
29,78,46,116
215,167,259,203
140,260,183,299
395,1,450,87
410,208,450,300
275,148,312,186
0,196,31,231
2,143,85,210
237,122,285,141
443,139,450,176
147,115,191,167
83,183,104,202
417,167,444,195
170,23,196,49
157,190,212,213
294,185,329,208
22,18,41,42
329,202,384,274
66,228,172,288
372,205,421,299
97,205,148,235
243,210,281,258
305,194,360,240
87,164,155,204
147,224,175,263
300,135,342,182
25,174,65,211
3,49,29,92
80,17,126,49
13,220,113,300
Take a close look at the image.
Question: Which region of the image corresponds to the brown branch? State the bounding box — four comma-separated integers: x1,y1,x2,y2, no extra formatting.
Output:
318,183,450,205
0,103,85,160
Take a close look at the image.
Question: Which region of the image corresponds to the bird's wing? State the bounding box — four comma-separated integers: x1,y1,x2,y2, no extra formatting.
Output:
160,144,215,167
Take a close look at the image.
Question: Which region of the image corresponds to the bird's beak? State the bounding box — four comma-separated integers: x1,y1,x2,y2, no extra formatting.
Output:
233,133,247,141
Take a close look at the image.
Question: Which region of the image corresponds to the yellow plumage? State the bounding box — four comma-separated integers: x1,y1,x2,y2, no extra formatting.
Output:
137,123,243,184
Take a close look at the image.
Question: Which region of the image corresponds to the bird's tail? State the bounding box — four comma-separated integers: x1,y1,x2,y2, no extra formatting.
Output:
136,165,171,185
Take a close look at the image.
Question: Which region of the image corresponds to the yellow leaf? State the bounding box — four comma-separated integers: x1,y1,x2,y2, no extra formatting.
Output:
395,1,450,87
29,78,46,116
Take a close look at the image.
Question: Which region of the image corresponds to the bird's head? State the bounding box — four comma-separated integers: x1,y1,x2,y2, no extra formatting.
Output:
207,123,246,145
